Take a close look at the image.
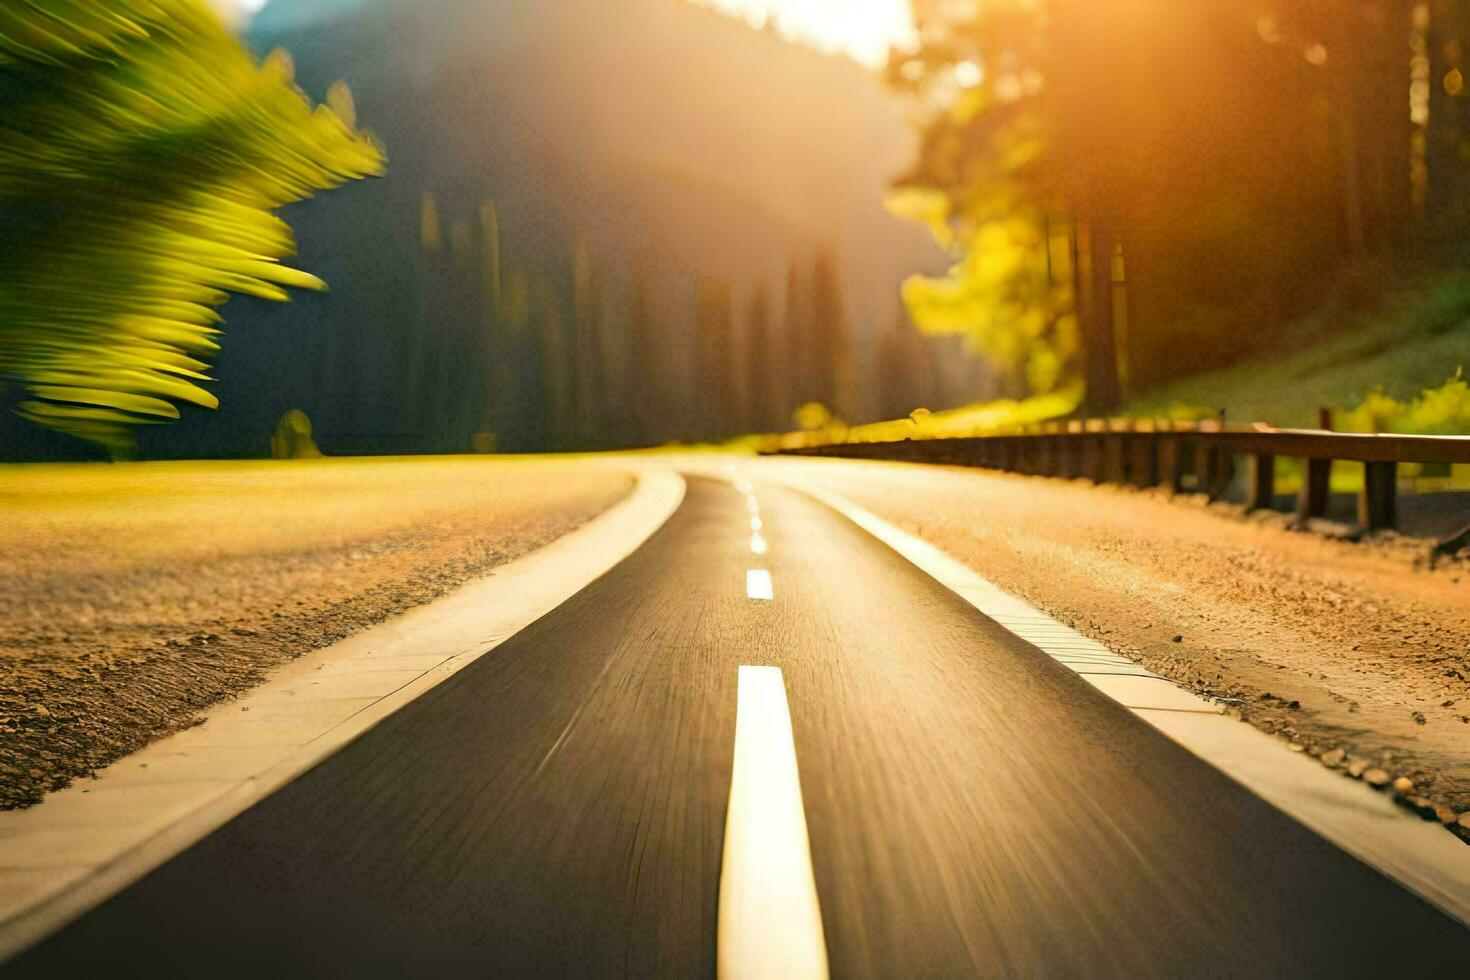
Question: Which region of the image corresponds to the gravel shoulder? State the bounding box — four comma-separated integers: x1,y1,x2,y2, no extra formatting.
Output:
759,456,1470,840
0,457,634,809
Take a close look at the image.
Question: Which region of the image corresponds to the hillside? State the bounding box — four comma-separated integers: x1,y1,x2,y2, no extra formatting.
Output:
1129,273,1470,428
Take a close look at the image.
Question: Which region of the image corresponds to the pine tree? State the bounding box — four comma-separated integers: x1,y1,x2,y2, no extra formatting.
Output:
623,263,657,444
742,285,775,431
781,256,811,424
695,277,737,438
809,249,852,417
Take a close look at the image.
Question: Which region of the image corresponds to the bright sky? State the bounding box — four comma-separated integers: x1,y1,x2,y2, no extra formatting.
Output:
688,0,917,68
232,1,917,69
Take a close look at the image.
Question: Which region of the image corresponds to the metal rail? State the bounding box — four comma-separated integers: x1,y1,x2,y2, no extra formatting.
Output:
774,419,1470,532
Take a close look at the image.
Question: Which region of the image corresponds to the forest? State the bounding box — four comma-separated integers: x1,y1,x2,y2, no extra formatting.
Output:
888,0,1470,415
2,0,990,460
5,0,1470,458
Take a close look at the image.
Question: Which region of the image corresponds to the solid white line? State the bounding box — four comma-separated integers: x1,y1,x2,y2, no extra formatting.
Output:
746,569,774,600
750,533,768,556
718,666,828,980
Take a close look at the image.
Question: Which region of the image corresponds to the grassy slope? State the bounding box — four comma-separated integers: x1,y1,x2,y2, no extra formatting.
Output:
1128,273,1470,427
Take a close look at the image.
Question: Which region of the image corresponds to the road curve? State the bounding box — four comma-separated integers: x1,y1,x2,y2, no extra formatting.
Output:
9,476,1468,976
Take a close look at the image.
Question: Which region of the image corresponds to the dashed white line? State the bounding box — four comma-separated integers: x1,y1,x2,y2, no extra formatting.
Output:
746,569,774,601
718,666,828,979
750,533,768,556
750,515,763,532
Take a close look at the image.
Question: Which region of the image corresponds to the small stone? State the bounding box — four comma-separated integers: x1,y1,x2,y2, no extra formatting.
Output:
1172,634,1183,643
1391,776,1414,795
1459,812,1470,831
31,704,51,720
1321,748,1346,767
1347,757,1370,777
1411,711,1427,725
1363,768,1391,787
1435,805,1458,826
1289,742,1306,752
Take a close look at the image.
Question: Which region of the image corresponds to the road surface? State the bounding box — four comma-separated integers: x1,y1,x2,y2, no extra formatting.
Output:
9,476,1469,975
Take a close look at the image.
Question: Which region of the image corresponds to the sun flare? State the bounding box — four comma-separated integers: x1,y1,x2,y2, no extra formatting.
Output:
687,0,917,69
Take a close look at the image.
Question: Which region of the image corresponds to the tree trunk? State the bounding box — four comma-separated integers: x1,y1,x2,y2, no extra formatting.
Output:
1081,220,1122,415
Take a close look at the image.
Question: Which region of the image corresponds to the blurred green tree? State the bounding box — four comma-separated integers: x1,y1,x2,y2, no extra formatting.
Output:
0,0,382,454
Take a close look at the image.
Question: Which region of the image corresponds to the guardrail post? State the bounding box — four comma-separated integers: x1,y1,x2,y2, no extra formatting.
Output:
1296,457,1331,521
1060,435,1078,479
1104,433,1127,484
1041,434,1059,476
1022,436,1041,475
1190,439,1211,494
1247,453,1275,511
1084,434,1104,482
1359,461,1397,531
1003,437,1017,471
1155,436,1181,493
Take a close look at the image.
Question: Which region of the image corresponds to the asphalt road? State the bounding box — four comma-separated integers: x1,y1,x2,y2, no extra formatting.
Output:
10,476,1469,976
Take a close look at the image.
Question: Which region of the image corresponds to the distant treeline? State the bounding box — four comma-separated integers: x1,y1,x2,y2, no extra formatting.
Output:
890,0,1470,411
394,192,953,452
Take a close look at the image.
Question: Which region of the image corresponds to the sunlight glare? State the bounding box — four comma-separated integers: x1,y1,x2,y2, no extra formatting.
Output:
686,0,918,69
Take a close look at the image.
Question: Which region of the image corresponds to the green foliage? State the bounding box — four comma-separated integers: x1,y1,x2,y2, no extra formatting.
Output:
898,215,1077,395
884,3,1075,398
761,384,1083,451
0,0,383,453
1339,372,1470,435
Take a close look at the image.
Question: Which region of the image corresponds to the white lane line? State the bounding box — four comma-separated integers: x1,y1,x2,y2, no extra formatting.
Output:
746,569,774,600
750,515,763,532
750,532,769,556
746,494,761,515
718,666,828,980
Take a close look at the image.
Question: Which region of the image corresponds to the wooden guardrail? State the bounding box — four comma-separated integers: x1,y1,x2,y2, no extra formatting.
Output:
773,419,1470,532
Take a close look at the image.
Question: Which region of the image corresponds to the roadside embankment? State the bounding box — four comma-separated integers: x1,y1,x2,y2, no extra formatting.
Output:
0,457,633,808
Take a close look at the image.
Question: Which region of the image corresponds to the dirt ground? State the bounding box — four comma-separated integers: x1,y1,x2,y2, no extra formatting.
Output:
759,457,1470,841
0,457,633,808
